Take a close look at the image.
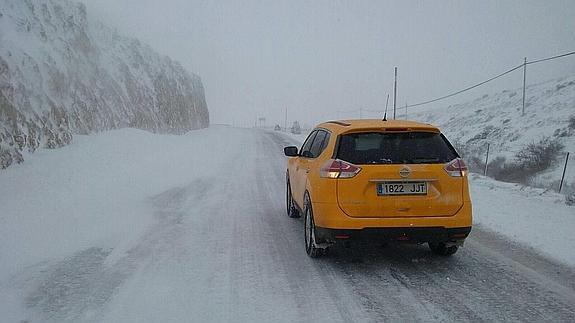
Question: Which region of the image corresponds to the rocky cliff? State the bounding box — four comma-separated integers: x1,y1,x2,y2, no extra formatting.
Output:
0,0,209,168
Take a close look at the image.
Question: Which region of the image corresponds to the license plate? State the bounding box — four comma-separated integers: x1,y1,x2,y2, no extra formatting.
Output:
377,182,427,196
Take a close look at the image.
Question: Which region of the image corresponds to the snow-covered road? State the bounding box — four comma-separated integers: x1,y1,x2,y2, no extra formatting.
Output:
1,127,574,322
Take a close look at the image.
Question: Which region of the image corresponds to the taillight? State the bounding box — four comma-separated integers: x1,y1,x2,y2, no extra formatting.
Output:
320,159,361,179
444,158,468,177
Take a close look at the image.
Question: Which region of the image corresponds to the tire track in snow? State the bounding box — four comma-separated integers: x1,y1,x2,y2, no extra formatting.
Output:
256,131,369,322
22,179,215,322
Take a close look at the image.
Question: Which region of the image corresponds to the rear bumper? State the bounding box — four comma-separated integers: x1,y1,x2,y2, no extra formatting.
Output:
312,200,472,230
315,226,472,244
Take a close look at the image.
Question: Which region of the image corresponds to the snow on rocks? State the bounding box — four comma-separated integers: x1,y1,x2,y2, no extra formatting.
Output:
0,0,209,169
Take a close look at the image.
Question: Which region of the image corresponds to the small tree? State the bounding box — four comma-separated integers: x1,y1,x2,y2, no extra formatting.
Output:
291,121,301,134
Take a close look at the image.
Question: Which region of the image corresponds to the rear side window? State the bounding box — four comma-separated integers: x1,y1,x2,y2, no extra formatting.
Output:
337,132,458,165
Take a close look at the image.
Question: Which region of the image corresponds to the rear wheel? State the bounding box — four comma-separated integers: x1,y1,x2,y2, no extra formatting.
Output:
304,193,323,258
429,242,458,256
286,174,300,218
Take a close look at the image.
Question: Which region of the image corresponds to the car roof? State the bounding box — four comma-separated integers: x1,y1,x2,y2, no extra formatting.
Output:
316,119,440,134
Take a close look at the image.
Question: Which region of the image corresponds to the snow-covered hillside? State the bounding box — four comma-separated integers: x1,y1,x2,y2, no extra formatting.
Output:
411,75,575,193
0,0,209,169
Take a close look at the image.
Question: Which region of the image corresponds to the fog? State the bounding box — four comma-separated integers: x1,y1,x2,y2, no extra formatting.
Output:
80,0,575,128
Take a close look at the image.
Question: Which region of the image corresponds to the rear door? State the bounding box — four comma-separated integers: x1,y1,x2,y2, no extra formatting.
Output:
336,131,464,218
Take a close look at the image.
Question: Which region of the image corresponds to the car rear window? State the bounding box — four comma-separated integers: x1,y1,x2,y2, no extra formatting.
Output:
336,132,458,165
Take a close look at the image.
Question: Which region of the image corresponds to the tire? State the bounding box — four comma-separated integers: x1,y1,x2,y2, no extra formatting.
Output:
286,173,300,218
428,242,458,256
304,193,323,258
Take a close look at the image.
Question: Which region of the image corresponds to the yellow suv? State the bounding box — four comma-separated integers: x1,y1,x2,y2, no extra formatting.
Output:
284,119,472,257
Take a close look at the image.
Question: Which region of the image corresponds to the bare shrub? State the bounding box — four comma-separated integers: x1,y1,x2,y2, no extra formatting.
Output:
566,193,575,206
486,156,506,178
485,138,564,184
0,148,12,169
496,164,533,184
569,115,575,131
514,137,564,173
452,136,564,185
487,156,527,183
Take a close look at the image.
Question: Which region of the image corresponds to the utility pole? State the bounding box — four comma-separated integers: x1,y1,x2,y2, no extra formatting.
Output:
284,107,288,132
405,102,407,119
522,57,527,116
393,67,397,120
484,143,490,176
559,152,570,193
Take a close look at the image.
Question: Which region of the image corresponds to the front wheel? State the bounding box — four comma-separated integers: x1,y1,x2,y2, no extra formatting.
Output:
304,194,323,258
428,242,458,256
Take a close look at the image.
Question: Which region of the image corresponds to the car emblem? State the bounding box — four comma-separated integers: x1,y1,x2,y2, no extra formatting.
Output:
399,166,411,178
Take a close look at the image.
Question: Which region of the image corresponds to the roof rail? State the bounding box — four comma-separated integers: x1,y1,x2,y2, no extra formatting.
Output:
325,121,351,126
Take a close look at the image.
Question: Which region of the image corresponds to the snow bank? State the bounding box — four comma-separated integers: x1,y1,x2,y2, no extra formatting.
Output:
470,173,575,266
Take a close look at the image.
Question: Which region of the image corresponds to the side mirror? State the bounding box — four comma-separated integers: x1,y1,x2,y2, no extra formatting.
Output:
284,146,299,157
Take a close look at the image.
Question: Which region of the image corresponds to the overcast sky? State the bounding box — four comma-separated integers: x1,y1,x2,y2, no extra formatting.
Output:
81,0,575,127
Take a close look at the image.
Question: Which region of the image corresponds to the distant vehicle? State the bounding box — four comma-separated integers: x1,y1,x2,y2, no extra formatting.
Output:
290,121,301,134
284,119,472,257
274,124,281,131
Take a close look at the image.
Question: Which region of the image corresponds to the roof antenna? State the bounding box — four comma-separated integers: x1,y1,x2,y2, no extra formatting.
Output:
382,93,389,121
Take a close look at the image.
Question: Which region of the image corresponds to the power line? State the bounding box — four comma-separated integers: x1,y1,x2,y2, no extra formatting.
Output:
331,50,575,118
527,50,575,65
406,63,524,108
364,108,384,113
405,49,575,109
